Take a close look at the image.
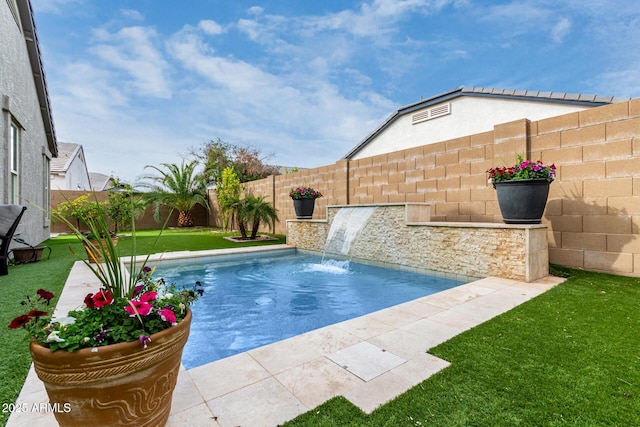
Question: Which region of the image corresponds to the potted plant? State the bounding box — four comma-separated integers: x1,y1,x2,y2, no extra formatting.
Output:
487,155,556,224
289,186,323,219
8,201,203,427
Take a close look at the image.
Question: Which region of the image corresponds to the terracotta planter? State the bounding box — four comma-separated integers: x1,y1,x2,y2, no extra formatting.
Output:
10,246,50,264
292,198,316,219
83,237,118,264
30,309,192,427
493,179,551,224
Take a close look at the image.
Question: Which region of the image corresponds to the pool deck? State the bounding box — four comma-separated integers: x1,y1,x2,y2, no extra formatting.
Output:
7,246,564,427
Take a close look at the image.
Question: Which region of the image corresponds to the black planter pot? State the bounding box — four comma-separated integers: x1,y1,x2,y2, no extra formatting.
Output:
292,198,316,219
493,179,551,224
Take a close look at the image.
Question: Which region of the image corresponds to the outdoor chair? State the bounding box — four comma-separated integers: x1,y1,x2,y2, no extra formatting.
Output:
0,205,27,276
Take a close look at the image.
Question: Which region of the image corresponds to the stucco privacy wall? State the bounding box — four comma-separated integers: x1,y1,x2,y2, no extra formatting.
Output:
243,98,640,277
286,205,549,282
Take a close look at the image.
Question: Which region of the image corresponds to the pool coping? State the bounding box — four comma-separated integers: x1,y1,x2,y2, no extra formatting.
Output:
7,245,565,427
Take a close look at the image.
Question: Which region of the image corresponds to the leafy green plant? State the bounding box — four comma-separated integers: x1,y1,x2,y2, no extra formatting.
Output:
8,200,202,352
234,195,278,239
217,166,242,231
140,160,210,227
288,186,323,199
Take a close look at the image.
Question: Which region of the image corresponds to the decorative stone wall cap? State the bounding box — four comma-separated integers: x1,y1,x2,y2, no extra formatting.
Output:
408,222,548,229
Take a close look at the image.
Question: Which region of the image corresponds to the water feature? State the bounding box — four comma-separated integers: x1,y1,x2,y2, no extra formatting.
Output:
154,251,463,369
323,206,378,257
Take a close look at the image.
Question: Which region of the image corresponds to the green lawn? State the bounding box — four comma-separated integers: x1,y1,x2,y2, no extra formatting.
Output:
3,236,639,426
0,228,284,427
284,266,640,426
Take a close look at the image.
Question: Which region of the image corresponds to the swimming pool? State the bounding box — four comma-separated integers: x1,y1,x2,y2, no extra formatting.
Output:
153,250,464,369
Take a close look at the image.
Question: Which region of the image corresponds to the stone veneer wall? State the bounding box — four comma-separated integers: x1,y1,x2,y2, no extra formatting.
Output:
287,205,548,282
244,99,640,277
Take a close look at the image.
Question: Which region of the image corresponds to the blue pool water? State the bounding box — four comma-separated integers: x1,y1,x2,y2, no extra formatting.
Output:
154,251,464,369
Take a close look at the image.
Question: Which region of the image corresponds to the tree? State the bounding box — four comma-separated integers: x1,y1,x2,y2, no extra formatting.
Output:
139,160,209,228
194,138,281,184
216,167,242,231
234,195,278,240
106,180,146,233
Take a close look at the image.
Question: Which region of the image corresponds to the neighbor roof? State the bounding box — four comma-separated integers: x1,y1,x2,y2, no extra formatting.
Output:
50,142,82,173
343,86,630,160
89,172,115,191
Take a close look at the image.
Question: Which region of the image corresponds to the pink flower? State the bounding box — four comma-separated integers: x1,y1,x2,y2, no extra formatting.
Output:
159,308,177,325
124,300,153,317
92,289,114,309
140,291,157,303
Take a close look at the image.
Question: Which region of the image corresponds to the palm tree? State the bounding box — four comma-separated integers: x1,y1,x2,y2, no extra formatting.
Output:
234,195,278,239
140,160,209,227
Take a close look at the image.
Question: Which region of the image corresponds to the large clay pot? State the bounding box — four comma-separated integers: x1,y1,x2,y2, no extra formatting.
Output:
292,198,316,219
30,309,191,427
493,179,551,224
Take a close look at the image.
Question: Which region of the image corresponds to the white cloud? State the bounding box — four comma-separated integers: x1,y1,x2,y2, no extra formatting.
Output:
120,9,144,22
198,20,224,35
89,26,172,98
551,18,571,43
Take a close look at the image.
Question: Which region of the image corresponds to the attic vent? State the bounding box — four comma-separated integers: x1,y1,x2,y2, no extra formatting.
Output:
412,102,451,125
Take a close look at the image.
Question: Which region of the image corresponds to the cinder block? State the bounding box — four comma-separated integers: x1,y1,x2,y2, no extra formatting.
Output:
423,142,446,155
388,193,407,203
445,136,470,151
435,151,458,166
631,99,640,118
370,153,389,166
584,250,633,273
493,139,527,163
549,181,582,198
548,231,562,248
634,138,640,156
382,183,398,194
560,162,606,181
549,247,583,268
368,185,382,197
356,195,375,204
635,179,640,196
354,186,368,197
470,214,494,223
583,178,632,197
606,158,640,178
404,146,425,159
437,176,461,191
608,196,640,215
417,180,437,192
458,201,486,215
537,112,579,134
372,174,388,185
381,162,398,175
634,216,640,234
424,190,446,203
387,150,406,162
546,214,583,232
561,124,606,147
398,182,417,193
434,202,459,216
446,214,470,222
562,197,607,215
388,171,406,184
372,194,389,203
494,119,529,142
425,165,446,179
416,155,436,169
542,146,583,165
406,169,425,183
470,187,496,202
531,133,561,150
446,188,471,202
579,101,629,126
584,214,632,234
461,174,488,188
583,139,632,162
470,130,494,147
459,146,486,163
607,234,640,253
485,143,494,160
545,198,562,216
606,117,640,141
405,192,426,203
562,232,607,251
358,175,373,186
446,162,470,177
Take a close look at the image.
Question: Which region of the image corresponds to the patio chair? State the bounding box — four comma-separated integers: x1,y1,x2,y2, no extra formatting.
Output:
0,205,27,276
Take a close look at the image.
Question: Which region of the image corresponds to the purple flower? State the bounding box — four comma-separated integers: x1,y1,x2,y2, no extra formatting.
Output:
139,334,151,349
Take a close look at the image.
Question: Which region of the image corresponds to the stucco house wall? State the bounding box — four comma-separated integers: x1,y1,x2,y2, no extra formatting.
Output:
0,0,57,246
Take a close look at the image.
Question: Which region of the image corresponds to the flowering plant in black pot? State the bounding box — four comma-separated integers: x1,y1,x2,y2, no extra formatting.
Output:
289,186,323,199
487,156,556,224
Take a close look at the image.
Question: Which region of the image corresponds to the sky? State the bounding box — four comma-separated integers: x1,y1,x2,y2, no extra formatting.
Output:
32,0,640,184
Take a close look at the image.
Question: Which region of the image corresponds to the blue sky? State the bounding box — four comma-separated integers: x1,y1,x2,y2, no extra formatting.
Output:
32,0,640,184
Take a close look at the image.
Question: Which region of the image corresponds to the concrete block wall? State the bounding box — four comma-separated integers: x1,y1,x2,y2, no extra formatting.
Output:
244,98,640,277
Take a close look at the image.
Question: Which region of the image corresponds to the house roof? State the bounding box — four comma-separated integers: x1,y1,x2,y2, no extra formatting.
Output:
89,172,115,191
16,0,57,157
50,142,81,172
343,86,630,160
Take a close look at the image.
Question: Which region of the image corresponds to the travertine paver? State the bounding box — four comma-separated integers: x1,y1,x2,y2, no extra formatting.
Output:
328,341,406,381
7,248,564,427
